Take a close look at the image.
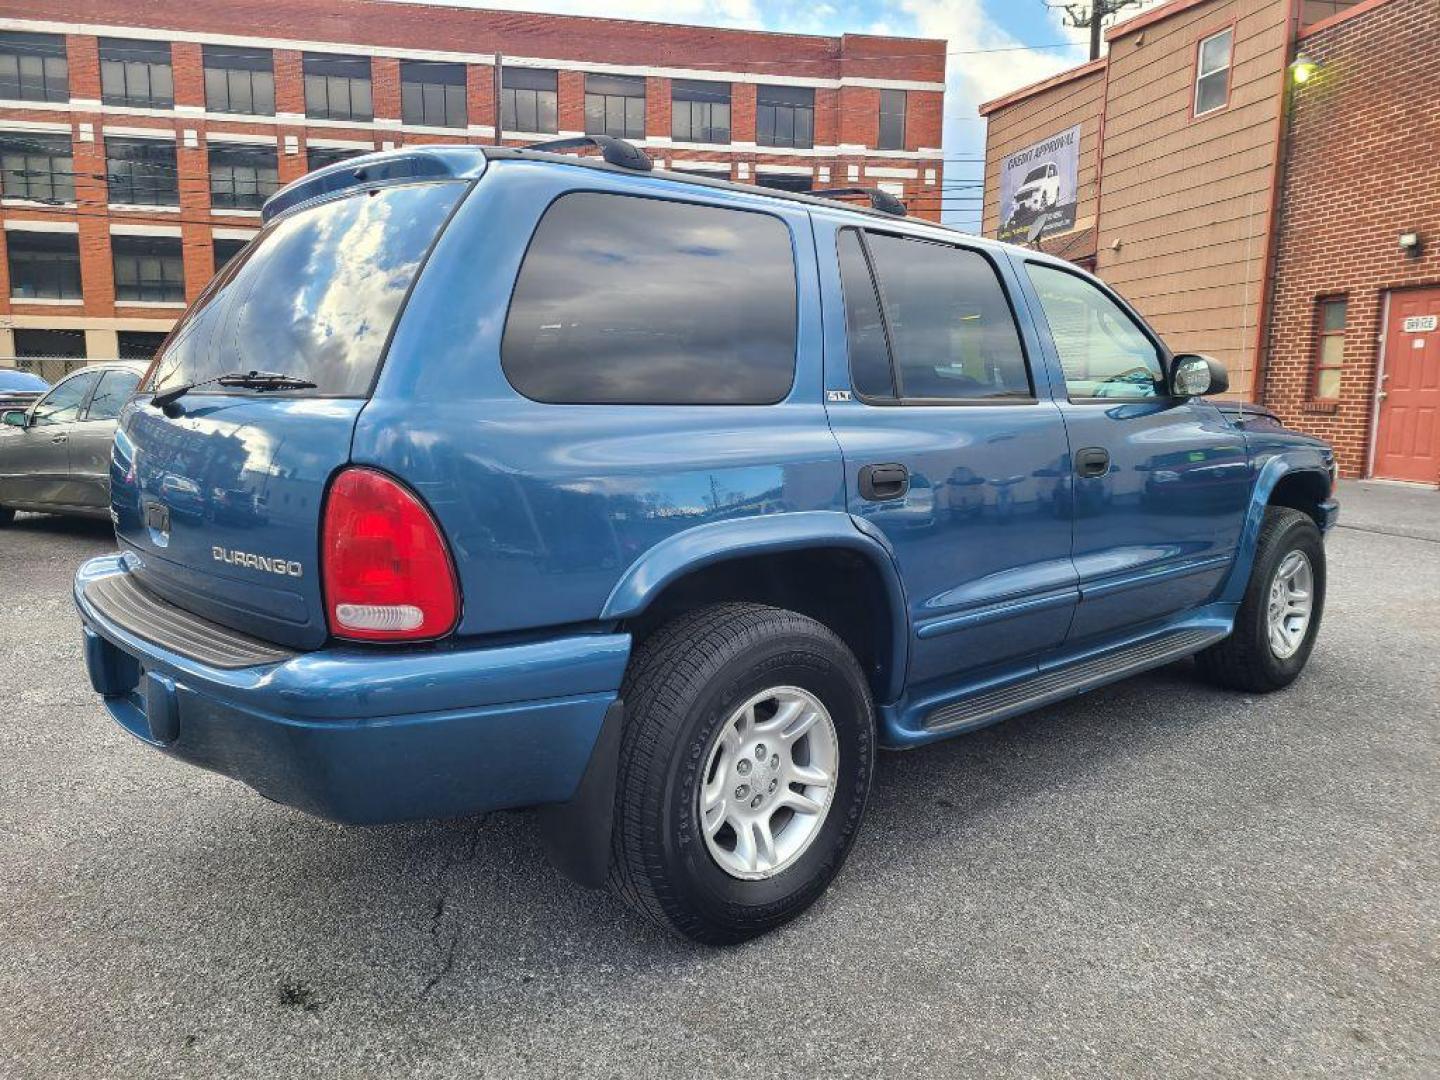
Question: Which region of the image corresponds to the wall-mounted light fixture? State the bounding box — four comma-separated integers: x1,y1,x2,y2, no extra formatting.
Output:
1290,53,1322,86
1400,232,1423,258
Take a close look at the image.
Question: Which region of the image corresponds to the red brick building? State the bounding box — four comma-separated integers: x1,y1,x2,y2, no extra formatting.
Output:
980,0,1439,483
0,2,945,377
1261,0,1440,483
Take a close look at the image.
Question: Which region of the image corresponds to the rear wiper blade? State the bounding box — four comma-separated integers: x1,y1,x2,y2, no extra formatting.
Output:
151,370,318,409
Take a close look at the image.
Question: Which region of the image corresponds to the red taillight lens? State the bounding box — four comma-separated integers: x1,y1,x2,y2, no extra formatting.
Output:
321,467,459,642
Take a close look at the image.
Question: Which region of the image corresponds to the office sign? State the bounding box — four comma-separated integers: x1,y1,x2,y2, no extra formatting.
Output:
997,124,1080,245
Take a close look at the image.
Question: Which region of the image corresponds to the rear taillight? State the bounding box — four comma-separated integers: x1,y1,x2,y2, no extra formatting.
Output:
321,467,460,642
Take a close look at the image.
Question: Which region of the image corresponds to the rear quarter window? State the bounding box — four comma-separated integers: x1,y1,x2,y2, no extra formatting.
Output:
501,192,797,405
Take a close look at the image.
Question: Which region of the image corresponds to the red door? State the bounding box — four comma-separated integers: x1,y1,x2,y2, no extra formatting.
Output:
1375,288,1440,484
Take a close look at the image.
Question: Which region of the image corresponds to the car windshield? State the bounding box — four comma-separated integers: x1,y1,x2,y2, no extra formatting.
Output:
1023,166,1048,184
145,180,465,398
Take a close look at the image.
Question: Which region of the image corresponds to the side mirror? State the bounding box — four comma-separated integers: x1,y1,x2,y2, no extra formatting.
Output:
1,409,29,428
1170,354,1229,398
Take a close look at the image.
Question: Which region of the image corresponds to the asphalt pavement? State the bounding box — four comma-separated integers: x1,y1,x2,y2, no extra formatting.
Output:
1,480,1437,1079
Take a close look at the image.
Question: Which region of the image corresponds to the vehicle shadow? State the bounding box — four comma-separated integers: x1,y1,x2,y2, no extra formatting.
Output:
9,512,114,540
119,656,1228,1016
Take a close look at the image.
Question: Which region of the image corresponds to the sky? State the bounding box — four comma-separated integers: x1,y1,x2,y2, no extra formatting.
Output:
380,0,1149,231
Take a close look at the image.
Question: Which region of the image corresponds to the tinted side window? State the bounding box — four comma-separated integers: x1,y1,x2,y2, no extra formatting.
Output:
837,229,894,399
864,234,1031,400
31,370,99,426
85,369,140,420
503,193,797,405
1025,263,1163,400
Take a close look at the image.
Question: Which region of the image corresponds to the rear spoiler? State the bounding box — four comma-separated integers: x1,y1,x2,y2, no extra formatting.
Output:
262,146,488,223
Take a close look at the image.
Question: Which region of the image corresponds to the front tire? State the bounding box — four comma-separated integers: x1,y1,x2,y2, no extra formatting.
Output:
608,603,875,944
1198,506,1325,692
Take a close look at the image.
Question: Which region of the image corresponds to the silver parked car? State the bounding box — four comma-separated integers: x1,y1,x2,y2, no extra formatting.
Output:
0,362,145,524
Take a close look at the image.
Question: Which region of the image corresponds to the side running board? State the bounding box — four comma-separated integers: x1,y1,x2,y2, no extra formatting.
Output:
922,627,1226,734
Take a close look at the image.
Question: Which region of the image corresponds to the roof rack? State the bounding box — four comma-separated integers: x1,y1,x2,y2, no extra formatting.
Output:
524,135,653,172
811,187,907,217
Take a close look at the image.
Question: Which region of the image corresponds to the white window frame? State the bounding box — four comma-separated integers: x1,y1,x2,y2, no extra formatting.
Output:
1194,27,1234,117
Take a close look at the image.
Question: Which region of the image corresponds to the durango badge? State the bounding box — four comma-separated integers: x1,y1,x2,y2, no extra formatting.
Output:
212,546,303,578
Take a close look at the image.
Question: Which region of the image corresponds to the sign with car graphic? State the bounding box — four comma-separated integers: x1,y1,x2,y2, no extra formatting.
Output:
998,124,1080,245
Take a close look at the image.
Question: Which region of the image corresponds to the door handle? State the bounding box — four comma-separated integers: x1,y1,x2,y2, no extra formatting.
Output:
1074,447,1110,478
859,463,909,501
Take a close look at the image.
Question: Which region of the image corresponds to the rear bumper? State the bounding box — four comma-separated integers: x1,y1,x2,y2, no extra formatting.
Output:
74,554,630,825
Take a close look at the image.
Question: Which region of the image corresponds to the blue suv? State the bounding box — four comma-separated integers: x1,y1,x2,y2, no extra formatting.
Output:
74,139,1338,943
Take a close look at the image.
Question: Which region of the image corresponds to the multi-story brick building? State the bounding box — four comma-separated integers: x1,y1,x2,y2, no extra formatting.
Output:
980,0,1438,483
0,2,945,378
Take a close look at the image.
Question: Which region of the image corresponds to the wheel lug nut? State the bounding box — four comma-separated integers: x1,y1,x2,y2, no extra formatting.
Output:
770,754,780,770
735,784,749,799
754,743,767,760
737,759,752,776
768,780,778,793
750,795,763,809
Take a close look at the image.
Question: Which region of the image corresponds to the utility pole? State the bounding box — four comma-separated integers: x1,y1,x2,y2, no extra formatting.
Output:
1043,1,1151,61
493,52,503,144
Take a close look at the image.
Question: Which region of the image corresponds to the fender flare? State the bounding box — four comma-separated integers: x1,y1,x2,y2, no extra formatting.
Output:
600,510,911,704
1219,453,1332,604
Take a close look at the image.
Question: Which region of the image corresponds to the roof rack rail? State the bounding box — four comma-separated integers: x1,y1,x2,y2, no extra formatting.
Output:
524,135,653,172
811,187,907,217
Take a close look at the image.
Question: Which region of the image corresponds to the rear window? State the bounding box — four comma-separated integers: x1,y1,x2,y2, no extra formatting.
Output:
501,192,797,405
146,181,464,397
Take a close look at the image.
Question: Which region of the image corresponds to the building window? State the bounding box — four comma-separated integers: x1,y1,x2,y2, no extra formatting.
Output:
7,230,82,300
0,32,68,103
204,45,275,116
100,38,173,109
585,74,645,140
401,61,468,129
756,173,812,193
304,53,372,122
501,67,557,135
1313,297,1346,400
15,328,86,360
209,143,279,211
106,137,179,207
757,86,814,149
1194,28,1233,116
212,236,249,274
0,133,75,204
671,80,730,144
113,235,185,303
671,166,731,181
878,89,907,150
307,144,367,172
117,331,169,360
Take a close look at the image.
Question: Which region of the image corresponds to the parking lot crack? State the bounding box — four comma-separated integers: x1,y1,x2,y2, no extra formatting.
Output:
420,821,484,998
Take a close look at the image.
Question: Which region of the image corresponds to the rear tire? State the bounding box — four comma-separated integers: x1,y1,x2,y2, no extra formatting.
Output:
0,506,14,527
1198,506,1325,692
608,603,875,944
